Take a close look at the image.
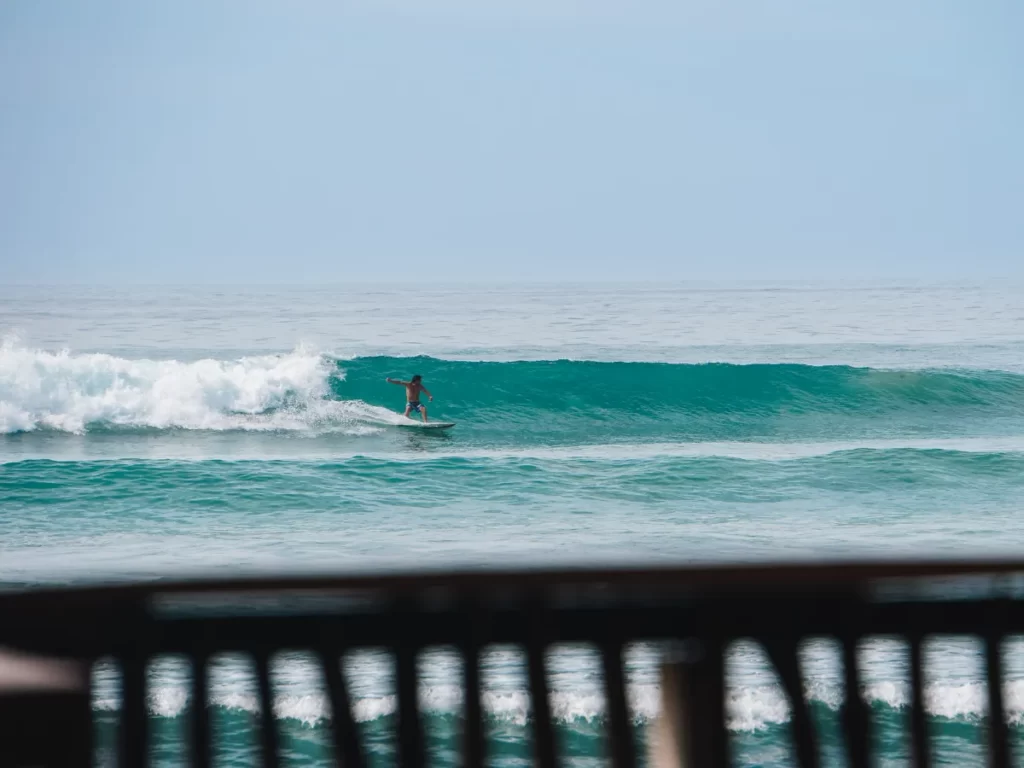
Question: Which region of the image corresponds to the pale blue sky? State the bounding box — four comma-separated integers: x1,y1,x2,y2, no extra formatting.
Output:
1,1,1021,282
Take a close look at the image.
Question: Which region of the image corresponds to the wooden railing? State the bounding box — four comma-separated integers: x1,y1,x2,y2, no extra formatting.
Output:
2,559,1024,768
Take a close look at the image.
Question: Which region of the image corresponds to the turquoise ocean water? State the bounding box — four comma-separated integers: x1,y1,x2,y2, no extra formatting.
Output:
3,282,1024,767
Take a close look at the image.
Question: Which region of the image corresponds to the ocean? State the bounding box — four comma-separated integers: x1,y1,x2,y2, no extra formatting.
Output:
3,281,1024,767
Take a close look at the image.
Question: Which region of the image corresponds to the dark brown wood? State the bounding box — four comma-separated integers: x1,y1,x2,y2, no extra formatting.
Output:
985,632,1010,768
909,635,931,768
189,653,211,768
841,635,870,768
764,640,819,768
461,639,485,768
395,643,426,768
600,639,635,768
320,651,365,768
686,636,729,768
704,638,730,768
527,606,558,768
17,597,1024,659
255,652,280,768
0,690,92,768
120,656,148,768
10,557,1024,617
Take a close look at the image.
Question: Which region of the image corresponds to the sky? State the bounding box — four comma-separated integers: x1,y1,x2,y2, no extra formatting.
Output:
1,0,1022,283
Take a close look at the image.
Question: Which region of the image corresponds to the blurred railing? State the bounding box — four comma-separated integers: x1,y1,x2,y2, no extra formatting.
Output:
2,560,1024,768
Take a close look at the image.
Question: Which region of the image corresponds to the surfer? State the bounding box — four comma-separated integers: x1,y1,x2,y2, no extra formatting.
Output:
386,375,433,422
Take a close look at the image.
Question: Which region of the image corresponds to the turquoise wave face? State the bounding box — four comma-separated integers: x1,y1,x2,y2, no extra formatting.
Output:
335,358,1024,444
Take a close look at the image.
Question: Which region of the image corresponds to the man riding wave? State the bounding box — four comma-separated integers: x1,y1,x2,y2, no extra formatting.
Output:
386,374,433,422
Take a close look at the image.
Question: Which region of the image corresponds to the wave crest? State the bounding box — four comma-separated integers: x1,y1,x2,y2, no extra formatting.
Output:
0,339,393,434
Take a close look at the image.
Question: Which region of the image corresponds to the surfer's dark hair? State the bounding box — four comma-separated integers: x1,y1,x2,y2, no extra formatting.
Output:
412,374,422,382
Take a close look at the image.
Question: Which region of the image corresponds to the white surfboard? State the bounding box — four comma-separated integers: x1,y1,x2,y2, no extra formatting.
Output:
397,420,455,430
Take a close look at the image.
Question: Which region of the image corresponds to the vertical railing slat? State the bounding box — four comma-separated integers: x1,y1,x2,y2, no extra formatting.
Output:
764,640,819,768
255,652,281,768
909,636,931,768
841,636,870,768
693,637,729,768
120,655,148,768
321,650,366,768
462,633,485,768
190,653,211,768
986,633,1011,768
527,608,558,768
396,643,426,768
601,639,635,768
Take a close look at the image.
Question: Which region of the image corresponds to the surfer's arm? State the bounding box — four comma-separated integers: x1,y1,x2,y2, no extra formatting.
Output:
386,378,409,386
421,386,433,401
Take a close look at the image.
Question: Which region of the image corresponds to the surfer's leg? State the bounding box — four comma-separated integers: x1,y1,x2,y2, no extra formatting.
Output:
421,405,428,422
404,405,412,419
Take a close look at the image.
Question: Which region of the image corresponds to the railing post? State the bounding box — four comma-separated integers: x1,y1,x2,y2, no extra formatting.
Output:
189,652,210,768
462,606,487,768
763,637,819,768
320,648,365,768
255,651,280,768
527,600,558,768
396,640,425,768
841,634,870,768
601,637,636,768
985,618,1011,768
908,634,931,768
120,654,148,768
685,634,729,768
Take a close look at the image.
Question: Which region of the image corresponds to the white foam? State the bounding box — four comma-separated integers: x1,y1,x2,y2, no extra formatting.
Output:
726,687,792,731
1004,682,1024,724
148,687,189,719
0,338,390,435
863,680,906,710
98,676,1024,731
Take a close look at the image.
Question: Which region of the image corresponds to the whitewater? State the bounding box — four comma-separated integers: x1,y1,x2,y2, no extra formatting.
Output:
4,282,1024,768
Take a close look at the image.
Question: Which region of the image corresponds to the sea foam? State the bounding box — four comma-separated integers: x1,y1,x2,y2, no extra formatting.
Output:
94,679,1024,730
0,339,393,434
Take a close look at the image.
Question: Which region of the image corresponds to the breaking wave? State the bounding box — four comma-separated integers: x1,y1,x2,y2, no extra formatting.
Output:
0,340,393,435
4,341,1024,441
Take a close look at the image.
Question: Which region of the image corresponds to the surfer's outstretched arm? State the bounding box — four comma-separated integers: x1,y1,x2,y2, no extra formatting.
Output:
386,378,409,386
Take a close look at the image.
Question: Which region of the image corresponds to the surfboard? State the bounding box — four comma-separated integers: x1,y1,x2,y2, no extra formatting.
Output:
397,421,455,430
